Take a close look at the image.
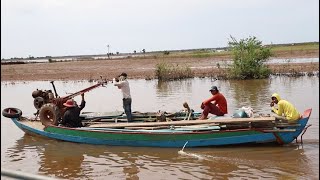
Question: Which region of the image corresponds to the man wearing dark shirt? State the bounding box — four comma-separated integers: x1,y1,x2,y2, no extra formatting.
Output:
61,93,86,127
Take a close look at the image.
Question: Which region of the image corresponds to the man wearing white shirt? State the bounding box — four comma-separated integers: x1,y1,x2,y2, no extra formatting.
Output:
114,72,133,122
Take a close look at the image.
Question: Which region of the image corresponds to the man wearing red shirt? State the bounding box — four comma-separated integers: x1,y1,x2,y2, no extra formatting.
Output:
198,86,228,120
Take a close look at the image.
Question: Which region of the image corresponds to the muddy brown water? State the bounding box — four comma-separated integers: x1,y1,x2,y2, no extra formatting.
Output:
1,76,319,179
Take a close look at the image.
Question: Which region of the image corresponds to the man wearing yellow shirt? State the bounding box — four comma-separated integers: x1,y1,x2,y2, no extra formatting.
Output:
270,93,301,121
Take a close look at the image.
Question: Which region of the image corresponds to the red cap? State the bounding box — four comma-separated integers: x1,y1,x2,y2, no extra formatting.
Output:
63,99,76,107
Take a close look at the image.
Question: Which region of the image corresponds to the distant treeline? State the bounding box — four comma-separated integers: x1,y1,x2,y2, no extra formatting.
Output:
266,41,319,47
1,61,26,65
1,41,318,62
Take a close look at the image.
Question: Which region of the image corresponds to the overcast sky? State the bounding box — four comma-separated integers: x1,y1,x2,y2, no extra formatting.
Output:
1,0,319,59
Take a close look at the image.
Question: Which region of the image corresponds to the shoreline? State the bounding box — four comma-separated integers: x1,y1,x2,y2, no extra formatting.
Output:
1,51,319,82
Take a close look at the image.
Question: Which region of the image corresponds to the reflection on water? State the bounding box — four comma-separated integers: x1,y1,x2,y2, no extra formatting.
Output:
4,134,319,179
227,79,271,112
5,135,89,179
38,140,87,179
1,76,319,179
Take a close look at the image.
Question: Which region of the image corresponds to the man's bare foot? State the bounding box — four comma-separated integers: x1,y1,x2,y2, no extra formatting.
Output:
198,116,208,120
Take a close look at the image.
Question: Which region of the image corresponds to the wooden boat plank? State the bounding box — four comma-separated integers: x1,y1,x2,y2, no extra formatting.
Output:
82,116,194,122
275,123,301,127
172,126,221,131
124,125,221,131
125,126,168,130
83,119,128,123
80,111,124,119
20,118,45,130
88,117,276,128
263,129,296,132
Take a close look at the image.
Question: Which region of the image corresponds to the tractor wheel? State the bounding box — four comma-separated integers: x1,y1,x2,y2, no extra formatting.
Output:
33,97,45,110
39,103,61,126
2,107,22,118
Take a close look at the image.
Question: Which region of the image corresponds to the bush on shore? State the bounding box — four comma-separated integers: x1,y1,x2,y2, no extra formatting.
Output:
227,36,272,79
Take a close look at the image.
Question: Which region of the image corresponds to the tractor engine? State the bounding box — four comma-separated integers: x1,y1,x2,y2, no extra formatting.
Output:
32,89,55,110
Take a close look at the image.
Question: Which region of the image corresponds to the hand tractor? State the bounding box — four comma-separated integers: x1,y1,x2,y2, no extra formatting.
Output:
32,80,107,126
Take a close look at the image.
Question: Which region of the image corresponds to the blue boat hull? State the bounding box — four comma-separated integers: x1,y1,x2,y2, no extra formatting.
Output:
10,108,311,148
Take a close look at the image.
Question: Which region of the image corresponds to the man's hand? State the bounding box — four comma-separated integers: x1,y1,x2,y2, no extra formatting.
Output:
270,102,274,107
200,103,205,109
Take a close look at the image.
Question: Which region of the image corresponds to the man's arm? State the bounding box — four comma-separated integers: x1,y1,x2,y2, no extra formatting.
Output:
79,93,86,110
272,104,283,116
114,79,125,87
202,95,217,105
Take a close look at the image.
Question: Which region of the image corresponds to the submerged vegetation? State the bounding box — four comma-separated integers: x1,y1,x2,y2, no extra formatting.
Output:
227,36,272,79
155,61,193,81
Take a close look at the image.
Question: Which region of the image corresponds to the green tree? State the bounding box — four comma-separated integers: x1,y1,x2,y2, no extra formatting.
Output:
228,36,272,79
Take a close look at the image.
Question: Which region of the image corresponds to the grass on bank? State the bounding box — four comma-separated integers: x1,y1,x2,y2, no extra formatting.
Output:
154,40,318,81
149,42,318,60
155,61,194,81
269,42,319,52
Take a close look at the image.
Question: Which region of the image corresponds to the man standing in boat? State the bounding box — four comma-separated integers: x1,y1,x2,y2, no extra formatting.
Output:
114,72,133,122
270,93,300,121
60,93,86,127
198,86,228,120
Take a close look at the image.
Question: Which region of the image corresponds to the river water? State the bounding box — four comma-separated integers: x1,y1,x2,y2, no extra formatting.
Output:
1,76,319,179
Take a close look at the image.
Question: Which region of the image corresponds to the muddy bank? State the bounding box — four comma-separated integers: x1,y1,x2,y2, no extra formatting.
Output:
1,50,319,81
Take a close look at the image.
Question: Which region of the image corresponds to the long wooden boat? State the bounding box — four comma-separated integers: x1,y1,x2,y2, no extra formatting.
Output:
2,108,312,148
